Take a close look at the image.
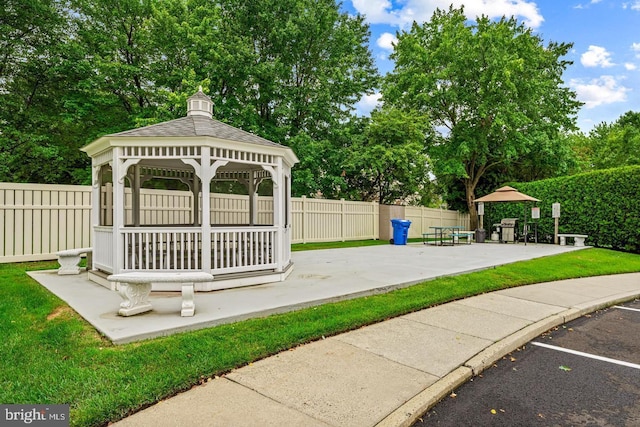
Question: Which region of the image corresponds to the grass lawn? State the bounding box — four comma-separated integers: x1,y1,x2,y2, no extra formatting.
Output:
2,248,640,426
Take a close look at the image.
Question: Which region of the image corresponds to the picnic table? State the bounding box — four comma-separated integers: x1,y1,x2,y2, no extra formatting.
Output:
423,226,471,246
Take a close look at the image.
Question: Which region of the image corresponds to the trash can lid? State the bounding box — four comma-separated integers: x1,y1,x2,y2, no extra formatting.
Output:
391,218,411,224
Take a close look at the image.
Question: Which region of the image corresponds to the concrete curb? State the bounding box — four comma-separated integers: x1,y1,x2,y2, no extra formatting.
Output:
376,292,640,427
375,367,473,427
465,314,565,376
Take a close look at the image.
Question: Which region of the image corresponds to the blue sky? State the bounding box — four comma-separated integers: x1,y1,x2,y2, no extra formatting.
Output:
343,0,640,133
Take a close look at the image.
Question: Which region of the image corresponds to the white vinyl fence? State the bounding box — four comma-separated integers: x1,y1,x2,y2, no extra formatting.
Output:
292,196,379,243
405,206,471,239
0,183,468,263
0,183,92,262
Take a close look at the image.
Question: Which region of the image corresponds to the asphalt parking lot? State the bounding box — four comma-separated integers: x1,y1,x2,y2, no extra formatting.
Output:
415,299,640,426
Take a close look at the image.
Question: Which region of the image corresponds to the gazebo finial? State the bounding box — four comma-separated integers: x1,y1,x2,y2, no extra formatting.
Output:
187,87,213,118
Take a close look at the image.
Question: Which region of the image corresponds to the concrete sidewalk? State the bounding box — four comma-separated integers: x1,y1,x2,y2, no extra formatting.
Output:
111,273,640,427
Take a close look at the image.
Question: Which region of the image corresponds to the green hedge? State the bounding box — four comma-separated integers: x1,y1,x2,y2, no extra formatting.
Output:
482,166,640,252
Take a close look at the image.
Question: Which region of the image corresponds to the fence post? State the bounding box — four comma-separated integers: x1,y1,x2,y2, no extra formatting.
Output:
373,201,379,239
301,195,307,244
341,198,346,242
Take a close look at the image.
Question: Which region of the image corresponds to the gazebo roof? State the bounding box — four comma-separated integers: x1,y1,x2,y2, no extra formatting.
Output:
106,115,283,148
82,89,298,166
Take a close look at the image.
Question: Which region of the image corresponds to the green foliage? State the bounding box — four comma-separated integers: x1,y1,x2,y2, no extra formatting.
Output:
484,166,640,252
383,6,580,224
214,0,378,141
1,0,379,200
571,111,640,172
342,108,434,204
0,0,92,183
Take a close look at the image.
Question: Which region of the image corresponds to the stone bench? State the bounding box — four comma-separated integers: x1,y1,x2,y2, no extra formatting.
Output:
557,234,588,247
107,272,214,317
56,247,93,275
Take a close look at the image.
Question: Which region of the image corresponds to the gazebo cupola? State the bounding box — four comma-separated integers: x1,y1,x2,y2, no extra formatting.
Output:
187,87,214,118
81,89,299,291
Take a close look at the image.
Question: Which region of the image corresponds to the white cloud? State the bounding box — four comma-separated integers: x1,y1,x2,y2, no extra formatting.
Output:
574,0,602,8
377,32,398,51
580,45,614,68
355,92,383,116
623,1,640,10
625,63,637,70
352,0,544,29
570,76,630,109
633,42,640,58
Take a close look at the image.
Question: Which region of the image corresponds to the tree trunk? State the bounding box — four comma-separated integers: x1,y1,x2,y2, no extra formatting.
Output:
464,179,478,230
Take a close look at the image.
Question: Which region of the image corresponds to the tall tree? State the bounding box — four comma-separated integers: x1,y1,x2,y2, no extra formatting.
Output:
70,0,156,119
1,0,379,195
215,0,378,142
574,111,640,171
343,108,433,204
0,0,87,183
383,6,581,227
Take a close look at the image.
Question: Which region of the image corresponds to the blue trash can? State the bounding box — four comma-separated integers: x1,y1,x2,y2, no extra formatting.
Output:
391,219,411,245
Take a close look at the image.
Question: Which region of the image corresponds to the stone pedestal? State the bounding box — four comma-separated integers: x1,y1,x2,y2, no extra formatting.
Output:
181,284,195,317
118,282,153,316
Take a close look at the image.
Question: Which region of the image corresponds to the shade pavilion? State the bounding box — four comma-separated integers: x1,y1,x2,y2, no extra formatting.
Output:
475,186,540,243
81,89,299,291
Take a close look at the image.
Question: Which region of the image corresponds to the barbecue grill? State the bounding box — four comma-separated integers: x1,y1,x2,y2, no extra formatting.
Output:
499,218,518,243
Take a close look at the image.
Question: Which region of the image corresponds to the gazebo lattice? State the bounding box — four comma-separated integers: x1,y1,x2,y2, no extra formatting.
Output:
82,89,299,291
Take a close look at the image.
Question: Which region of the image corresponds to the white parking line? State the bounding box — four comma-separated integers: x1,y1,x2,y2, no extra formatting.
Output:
531,342,640,370
614,306,640,313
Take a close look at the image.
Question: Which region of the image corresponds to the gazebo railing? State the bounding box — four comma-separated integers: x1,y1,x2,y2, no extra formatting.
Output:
119,226,277,274
212,226,277,274
94,226,114,272
122,227,203,271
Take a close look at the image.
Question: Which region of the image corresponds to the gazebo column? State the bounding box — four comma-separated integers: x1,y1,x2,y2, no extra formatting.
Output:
114,157,140,273
248,170,257,226
265,158,285,273
90,164,101,271
131,164,141,227
192,174,200,226
283,168,292,265
200,150,212,271
112,148,125,273
183,153,228,272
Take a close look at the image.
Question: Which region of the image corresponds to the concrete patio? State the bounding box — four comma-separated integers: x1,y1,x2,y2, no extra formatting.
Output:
30,242,585,344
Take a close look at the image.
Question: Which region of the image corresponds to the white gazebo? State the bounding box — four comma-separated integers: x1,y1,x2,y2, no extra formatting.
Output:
82,89,299,291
